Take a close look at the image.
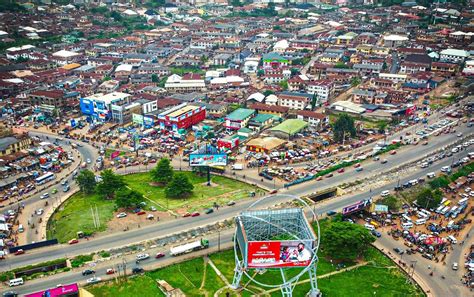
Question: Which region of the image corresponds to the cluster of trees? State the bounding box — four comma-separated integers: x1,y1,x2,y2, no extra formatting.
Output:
150,158,194,198
416,188,443,210
332,113,357,143
322,216,375,260
76,169,143,209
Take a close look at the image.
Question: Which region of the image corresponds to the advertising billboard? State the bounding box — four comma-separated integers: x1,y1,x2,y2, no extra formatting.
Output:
342,198,372,216
247,240,313,268
25,283,79,297
189,154,227,167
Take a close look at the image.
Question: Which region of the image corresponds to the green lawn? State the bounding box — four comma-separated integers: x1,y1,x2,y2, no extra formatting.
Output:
48,172,260,242
88,257,225,297
47,192,115,243
87,247,423,297
124,172,260,211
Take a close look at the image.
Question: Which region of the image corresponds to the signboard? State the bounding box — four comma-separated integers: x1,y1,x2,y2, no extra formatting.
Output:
342,198,372,216
25,283,79,297
189,154,227,167
371,204,389,213
133,113,144,125
247,241,313,268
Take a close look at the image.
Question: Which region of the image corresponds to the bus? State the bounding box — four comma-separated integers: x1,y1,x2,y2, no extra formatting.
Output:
35,172,56,185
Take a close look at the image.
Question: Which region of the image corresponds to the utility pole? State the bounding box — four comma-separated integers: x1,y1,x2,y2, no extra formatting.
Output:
218,231,221,252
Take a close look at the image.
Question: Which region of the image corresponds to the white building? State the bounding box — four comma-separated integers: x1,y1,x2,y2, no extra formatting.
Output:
164,74,206,93
462,60,474,76
306,80,333,103
51,49,81,65
439,49,470,64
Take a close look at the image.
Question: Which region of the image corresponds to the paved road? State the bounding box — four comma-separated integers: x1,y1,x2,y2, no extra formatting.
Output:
390,51,399,74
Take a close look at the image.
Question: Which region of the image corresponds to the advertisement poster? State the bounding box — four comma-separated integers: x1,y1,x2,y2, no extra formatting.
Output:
247,241,313,268
189,154,227,167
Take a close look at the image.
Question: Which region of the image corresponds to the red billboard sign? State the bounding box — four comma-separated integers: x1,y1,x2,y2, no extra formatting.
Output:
247,241,313,268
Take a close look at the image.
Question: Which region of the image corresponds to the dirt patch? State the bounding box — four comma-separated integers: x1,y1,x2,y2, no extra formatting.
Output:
200,182,219,187
149,182,164,187
106,210,173,233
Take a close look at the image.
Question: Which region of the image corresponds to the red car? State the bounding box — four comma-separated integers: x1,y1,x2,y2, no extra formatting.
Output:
337,168,345,173
316,176,323,181
137,211,146,215
191,212,200,217
68,239,79,245
326,173,333,178
390,150,397,155
106,268,115,275
155,252,165,259
354,163,361,168
269,190,278,194
14,249,25,256
182,212,191,217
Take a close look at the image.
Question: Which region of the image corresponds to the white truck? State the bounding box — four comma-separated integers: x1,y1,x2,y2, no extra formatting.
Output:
170,239,209,256
231,164,244,170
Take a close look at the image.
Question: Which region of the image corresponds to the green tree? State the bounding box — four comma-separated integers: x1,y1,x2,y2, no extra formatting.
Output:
150,158,174,185
279,80,288,90
332,113,356,143
96,169,126,199
322,221,375,260
165,173,194,198
334,62,349,69
115,188,143,209
380,195,400,211
428,176,450,189
151,74,159,83
76,169,96,194
416,188,442,209
257,69,265,77
376,121,388,134
263,90,274,97
311,93,318,110
350,76,361,87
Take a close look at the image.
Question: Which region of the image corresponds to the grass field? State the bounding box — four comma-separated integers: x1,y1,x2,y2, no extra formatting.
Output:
48,172,261,242
124,172,261,211
47,192,115,243
87,247,424,297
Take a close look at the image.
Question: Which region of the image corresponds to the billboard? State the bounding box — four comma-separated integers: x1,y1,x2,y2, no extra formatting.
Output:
342,198,372,216
189,154,227,167
247,240,313,268
25,283,78,297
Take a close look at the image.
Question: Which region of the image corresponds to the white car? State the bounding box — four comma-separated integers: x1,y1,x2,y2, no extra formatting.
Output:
136,253,150,261
380,190,390,197
116,212,127,218
40,193,49,199
146,214,154,220
86,158,91,164
36,209,44,216
452,262,458,270
86,277,102,284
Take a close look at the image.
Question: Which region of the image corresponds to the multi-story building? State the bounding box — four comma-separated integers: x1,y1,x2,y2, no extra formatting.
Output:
277,92,313,111
157,103,206,132
225,108,255,130
80,92,132,122
439,49,469,64
29,90,66,108
164,74,206,93
306,80,333,103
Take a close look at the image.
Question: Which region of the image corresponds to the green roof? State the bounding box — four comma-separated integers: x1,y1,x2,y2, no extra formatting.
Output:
238,127,253,133
226,108,255,121
263,52,288,62
252,113,273,123
271,119,308,135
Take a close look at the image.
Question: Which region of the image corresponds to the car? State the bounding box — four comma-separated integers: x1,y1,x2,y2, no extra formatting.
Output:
106,268,115,275
381,159,388,164
35,208,44,216
136,253,150,261
457,132,463,137
354,163,361,168
150,206,157,212
269,189,278,194
146,214,154,220
422,141,428,145
337,168,345,173
51,188,58,194
227,200,236,206
2,291,18,297
422,253,434,260
326,210,337,216
61,180,68,186
316,176,323,181
326,173,333,178
356,167,363,172
68,239,79,245
373,156,380,161
371,230,382,237
116,212,127,218
205,208,214,214
14,249,25,256
393,247,404,255
82,269,95,276
86,159,91,164
136,211,146,215
389,150,397,155
40,193,49,199
452,262,458,270
155,252,165,259
191,212,200,217
86,277,101,284
132,267,144,274
182,212,191,217
380,190,390,197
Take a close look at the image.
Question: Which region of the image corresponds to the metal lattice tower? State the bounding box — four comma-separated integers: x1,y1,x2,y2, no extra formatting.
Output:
231,195,322,297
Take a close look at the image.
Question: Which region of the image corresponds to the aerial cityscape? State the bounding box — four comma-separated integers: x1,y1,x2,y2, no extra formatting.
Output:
0,0,473,296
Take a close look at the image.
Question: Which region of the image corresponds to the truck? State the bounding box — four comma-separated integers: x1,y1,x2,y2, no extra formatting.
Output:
170,239,209,256
231,164,243,170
